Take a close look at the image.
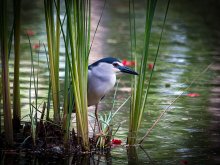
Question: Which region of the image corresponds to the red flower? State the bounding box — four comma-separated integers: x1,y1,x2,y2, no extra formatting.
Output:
33,43,40,49
112,139,122,145
148,63,154,70
187,93,200,97
122,59,135,67
26,30,35,36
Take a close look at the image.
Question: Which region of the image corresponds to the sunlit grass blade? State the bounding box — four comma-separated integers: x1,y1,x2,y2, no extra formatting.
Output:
27,34,38,146
55,0,60,81
128,0,157,145
111,79,120,112
96,96,131,148
141,0,170,115
62,0,91,151
128,0,172,145
43,43,52,121
44,0,60,122
62,21,71,146
0,0,13,145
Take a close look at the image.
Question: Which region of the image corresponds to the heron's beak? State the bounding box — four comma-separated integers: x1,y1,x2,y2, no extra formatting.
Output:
118,66,138,75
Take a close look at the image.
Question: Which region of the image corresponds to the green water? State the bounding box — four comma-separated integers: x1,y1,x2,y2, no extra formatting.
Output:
1,0,220,164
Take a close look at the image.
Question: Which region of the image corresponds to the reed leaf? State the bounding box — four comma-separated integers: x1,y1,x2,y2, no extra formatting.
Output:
141,0,170,116
44,0,60,122
63,0,91,151
0,0,14,145
128,0,170,145
43,43,52,121
27,34,38,145
128,0,157,145
62,20,71,146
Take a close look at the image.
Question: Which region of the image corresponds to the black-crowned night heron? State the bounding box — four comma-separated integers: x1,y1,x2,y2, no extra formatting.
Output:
88,57,138,128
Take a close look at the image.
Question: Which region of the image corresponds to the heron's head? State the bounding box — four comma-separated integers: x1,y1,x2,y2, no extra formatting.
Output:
89,57,138,75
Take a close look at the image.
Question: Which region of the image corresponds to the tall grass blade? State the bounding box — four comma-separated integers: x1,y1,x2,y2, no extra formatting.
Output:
43,43,52,121
44,0,60,122
63,0,91,150
128,0,157,145
27,34,37,145
0,0,14,145
141,0,170,114
128,0,170,145
62,23,71,146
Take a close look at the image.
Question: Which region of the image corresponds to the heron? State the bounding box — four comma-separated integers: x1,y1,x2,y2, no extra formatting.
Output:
87,57,138,130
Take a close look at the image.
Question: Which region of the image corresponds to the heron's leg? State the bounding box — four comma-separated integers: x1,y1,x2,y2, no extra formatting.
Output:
94,104,101,132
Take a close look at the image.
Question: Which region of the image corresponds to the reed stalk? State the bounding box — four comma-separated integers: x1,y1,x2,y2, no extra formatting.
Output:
128,0,170,145
128,0,157,145
62,26,71,146
13,0,21,132
27,35,37,145
43,43,52,121
0,0,14,145
63,0,91,150
44,0,60,122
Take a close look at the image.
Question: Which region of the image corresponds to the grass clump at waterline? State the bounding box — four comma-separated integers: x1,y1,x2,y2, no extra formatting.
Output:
0,0,112,156
0,0,91,151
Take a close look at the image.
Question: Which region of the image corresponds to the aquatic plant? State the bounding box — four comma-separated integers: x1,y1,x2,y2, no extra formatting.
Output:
128,0,170,145
127,0,157,145
61,0,91,150
44,0,61,122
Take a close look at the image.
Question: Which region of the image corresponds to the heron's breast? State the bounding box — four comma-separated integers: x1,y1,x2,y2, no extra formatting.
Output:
88,72,116,106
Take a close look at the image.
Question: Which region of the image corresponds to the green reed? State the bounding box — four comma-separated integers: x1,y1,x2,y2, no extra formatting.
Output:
127,0,157,145
27,35,38,146
44,0,61,122
0,0,14,145
128,0,170,145
62,0,91,151
62,19,71,146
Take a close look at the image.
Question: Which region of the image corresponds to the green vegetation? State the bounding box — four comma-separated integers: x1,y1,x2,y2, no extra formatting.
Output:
63,0,91,150
128,0,170,145
128,0,158,145
44,0,61,122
